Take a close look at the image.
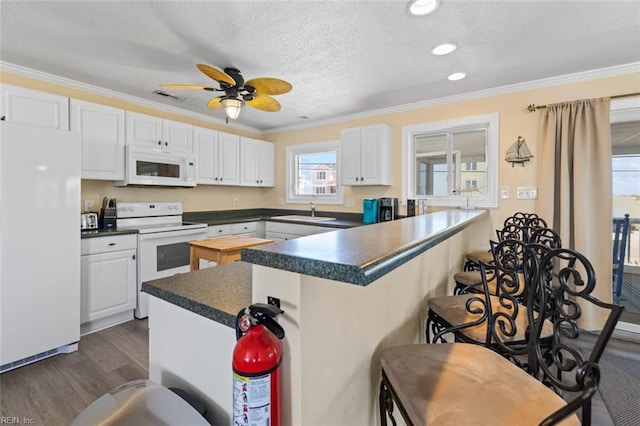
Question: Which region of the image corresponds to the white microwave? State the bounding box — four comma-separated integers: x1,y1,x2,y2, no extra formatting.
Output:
115,145,196,187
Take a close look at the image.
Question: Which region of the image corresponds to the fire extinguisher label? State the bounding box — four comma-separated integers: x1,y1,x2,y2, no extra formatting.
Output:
233,372,271,426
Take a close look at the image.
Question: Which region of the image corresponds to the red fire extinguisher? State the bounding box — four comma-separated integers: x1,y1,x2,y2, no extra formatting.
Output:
232,303,285,426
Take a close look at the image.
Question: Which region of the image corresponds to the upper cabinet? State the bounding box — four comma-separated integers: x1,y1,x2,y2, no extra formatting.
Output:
195,127,240,185
340,124,392,186
240,137,275,187
125,111,193,155
71,99,125,180
0,84,69,130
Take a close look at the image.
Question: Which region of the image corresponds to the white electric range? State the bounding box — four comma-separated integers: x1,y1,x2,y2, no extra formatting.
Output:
116,202,207,318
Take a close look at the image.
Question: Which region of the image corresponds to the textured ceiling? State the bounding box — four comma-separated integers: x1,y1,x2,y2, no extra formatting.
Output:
1,1,639,132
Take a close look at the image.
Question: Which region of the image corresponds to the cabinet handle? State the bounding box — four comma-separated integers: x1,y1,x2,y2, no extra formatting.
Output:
361,176,364,181
214,177,219,181
355,177,359,181
165,141,168,146
220,178,223,182
158,140,162,145
132,254,136,260
109,243,116,246
0,116,5,121
218,229,224,233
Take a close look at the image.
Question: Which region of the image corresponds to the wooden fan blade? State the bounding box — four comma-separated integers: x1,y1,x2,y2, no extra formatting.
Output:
207,97,224,110
161,84,210,90
246,95,281,112
197,64,236,86
245,78,292,96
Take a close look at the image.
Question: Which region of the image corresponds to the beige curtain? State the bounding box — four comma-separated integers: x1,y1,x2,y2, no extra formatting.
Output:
537,98,612,330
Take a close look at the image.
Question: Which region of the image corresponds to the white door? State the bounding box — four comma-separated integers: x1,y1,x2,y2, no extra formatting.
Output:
340,127,361,185
360,124,383,185
240,137,260,186
126,111,163,149
258,140,275,187
195,126,218,184
218,132,240,185
163,119,193,154
81,249,136,322
0,84,69,130
71,99,125,180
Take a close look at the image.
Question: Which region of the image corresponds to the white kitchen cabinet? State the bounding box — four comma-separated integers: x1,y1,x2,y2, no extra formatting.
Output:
71,99,125,180
265,221,324,241
0,84,69,130
126,111,193,154
195,127,240,185
80,235,137,334
240,137,275,187
232,221,259,237
340,123,392,185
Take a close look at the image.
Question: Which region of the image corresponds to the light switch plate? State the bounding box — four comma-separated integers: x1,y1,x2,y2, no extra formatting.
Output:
500,186,510,199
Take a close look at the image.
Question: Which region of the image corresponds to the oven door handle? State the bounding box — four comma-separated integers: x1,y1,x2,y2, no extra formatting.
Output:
138,228,207,241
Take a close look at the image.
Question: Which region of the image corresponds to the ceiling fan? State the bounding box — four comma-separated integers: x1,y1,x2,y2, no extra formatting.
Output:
161,64,292,122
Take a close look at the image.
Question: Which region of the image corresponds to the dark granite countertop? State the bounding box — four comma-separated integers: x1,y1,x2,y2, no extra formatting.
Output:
141,261,252,328
242,209,488,286
184,208,363,229
81,228,138,239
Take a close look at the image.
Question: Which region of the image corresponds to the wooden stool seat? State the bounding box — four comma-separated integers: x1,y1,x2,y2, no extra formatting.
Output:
380,343,579,426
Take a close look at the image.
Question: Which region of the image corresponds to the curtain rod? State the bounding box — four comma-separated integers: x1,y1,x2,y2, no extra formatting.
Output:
526,92,640,112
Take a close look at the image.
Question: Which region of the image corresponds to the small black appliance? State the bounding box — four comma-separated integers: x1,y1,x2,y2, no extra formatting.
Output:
378,197,398,222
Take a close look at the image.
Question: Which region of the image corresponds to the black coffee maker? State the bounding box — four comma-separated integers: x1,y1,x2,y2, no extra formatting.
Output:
378,197,398,222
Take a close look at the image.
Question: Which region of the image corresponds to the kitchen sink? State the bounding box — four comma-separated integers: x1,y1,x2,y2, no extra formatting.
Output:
271,215,337,223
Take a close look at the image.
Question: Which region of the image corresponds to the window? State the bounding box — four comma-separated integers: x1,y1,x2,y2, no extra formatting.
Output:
286,141,343,204
402,113,499,208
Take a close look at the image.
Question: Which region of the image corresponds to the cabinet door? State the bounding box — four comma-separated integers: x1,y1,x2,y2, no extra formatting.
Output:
258,140,275,187
218,132,240,185
240,137,260,186
360,124,391,185
163,119,193,154
0,84,69,130
195,126,218,184
340,127,361,185
71,99,125,180
125,111,163,149
81,249,136,323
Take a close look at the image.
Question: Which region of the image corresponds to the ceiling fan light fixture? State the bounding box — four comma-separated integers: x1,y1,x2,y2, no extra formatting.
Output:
221,98,245,120
408,0,439,16
431,43,457,56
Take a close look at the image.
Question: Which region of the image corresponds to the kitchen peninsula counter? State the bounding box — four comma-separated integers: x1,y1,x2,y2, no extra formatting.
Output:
144,208,493,426
243,208,488,285
141,261,251,328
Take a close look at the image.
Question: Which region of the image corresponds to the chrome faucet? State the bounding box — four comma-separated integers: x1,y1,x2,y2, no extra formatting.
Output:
310,202,316,217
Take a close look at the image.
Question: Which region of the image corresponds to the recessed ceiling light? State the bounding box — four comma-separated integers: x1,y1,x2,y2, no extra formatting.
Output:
447,72,466,81
408,0,439,16
431,43,457,56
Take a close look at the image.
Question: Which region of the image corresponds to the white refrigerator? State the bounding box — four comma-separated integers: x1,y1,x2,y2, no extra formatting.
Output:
1,121,81,371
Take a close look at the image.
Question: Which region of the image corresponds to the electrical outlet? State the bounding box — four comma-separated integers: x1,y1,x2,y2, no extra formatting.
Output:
346,199,355,208
233,198,239,207
517,187,538,199
84,200,93,212
500,187,510,199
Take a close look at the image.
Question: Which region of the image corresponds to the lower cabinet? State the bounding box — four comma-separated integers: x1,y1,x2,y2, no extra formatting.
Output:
265,221,333,241
80,235,137,335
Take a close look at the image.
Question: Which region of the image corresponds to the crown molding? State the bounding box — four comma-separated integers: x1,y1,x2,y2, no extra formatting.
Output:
2,60,638,136
264,62,640,134
0,61,261,134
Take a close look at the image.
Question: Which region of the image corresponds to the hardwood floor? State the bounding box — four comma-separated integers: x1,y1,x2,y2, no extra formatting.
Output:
0,319,149,425
1,318,636,425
